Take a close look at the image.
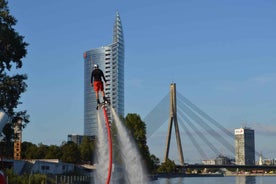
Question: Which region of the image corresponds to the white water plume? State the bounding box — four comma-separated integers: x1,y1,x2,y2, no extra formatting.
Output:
111,108,148,184
94,110,109,184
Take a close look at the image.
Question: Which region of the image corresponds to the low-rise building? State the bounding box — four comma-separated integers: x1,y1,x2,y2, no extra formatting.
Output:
30,159,74,174
4,159,94,175
202,159,215,165
67,134,95,145
215,155,231,165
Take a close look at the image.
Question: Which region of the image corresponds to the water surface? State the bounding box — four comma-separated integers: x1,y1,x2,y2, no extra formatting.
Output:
149,176,276,184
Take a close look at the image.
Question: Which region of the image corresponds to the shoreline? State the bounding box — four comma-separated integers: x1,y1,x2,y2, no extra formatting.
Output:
156,173,224,178
155,173,276,178
225,173,276,177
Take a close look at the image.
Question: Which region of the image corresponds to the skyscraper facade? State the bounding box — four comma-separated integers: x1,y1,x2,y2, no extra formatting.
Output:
83,12,124,136
235,127,255,165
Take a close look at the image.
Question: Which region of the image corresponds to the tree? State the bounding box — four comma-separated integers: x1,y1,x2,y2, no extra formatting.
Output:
0,0,29,142
45,145,62,159
35,143,49,159
157,159,176,173
79,136,95,164
0,140,12,157
21,141,36,158
60,141,81,164
5,169,47,184
23,142,38,159
150,154,160,172
124,113,155,172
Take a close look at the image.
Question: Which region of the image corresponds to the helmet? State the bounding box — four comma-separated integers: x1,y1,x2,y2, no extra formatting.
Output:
94,64,99,68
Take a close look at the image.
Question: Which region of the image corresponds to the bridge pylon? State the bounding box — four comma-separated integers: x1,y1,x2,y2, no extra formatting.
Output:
164,83,184,166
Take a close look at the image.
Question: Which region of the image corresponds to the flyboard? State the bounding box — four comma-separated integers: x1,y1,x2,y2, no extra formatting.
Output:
97,98,112,184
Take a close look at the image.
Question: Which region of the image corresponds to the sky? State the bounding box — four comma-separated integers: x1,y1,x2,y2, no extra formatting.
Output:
6,0,276,162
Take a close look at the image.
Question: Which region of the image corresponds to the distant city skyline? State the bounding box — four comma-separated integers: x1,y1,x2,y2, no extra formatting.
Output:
6,1,276,163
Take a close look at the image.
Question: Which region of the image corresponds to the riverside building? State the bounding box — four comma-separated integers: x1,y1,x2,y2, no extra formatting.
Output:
235,127,255,165
83,12,124,136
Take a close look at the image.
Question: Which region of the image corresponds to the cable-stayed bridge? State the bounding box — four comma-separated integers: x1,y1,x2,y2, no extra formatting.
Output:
144,83,260,165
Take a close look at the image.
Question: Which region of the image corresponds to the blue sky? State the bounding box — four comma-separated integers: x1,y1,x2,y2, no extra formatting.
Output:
7,0,276,162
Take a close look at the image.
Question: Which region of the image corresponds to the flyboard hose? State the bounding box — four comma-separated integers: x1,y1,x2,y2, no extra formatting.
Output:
102,106,112,184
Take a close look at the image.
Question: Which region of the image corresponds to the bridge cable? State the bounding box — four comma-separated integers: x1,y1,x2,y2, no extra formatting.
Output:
178,92,261,158
178,101,235,155
144,92,170,137
178,115,209,159
178,100,235,155
178,110,221,156
177,92,233,138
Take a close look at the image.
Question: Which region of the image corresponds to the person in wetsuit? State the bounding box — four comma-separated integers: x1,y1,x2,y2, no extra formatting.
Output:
90,64,108,106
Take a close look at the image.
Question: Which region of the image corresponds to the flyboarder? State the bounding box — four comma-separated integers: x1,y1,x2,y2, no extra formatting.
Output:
90,64,109,109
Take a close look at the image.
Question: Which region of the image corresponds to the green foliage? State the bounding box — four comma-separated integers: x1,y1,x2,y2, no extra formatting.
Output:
20,141,96,164
23,142,38,159
150,154,160,172
5,169,47,184
38,144,49,159
45,145,62,159
0,0,28,72
0,140,12,157
60,141,81,164
5,168,24,184
124,114,148,154
157,159,176,173
124,113,156,172
22,142,63,160
0,0,29,142
79,136,95,164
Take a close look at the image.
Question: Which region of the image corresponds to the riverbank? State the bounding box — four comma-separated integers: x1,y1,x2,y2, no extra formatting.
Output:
225,173,276,176
154,172,276,178
156,173,224,178
149,176,276,184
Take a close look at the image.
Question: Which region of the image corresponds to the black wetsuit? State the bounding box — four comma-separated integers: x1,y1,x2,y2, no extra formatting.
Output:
91,68,106,83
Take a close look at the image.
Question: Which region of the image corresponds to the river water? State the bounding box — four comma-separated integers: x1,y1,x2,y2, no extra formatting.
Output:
149,176,276,184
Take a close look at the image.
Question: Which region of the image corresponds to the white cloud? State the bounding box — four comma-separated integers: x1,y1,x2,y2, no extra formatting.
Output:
216,72,276,93
251,73,276,86
251,122,276,136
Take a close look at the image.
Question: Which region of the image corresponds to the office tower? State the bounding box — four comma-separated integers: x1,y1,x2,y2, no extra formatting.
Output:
235,127,255,165
68,134,84,146
67,134,95,146
83,12,124,136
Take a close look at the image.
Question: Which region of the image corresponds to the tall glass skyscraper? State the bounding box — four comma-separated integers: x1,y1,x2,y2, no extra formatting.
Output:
83,12,124,136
